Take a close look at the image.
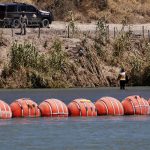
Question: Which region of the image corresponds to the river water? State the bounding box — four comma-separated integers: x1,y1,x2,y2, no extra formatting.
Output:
0,87,150,150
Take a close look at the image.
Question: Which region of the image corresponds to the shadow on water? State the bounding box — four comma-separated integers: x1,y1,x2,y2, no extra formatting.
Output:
0,115,149,126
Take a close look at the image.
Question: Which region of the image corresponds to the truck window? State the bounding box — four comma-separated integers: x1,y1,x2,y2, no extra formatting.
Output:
26,5,37,12
0,6,5,19
0,6,6,12
7,5,17,12
18,5,26,12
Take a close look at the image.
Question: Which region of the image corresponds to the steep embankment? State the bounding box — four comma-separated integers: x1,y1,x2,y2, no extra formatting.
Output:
0,0,150,88
0,21,150,88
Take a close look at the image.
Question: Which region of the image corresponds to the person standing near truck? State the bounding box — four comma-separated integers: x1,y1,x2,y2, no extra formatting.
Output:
20,11,28,35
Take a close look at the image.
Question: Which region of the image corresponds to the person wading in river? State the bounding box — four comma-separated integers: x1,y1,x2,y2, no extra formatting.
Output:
118,68,128,90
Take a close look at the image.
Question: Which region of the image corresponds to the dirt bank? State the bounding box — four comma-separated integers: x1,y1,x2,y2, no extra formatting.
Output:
0,21,150,88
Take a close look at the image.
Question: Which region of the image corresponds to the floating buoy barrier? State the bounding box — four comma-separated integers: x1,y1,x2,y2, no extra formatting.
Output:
122,95,149,115
1,95,150,120
10,98,41,118
68,99,97,117
39,99,68,117
95,97,124,116
0,100,12,119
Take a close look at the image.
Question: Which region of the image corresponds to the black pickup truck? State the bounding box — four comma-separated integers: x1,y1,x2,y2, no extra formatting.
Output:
0,2,54,28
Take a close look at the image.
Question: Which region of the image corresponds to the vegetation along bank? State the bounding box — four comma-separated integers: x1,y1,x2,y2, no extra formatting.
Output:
0,20,150,88
0,0,150,88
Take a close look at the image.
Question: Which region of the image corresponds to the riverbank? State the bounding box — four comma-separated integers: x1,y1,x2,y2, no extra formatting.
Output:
0,21,150,88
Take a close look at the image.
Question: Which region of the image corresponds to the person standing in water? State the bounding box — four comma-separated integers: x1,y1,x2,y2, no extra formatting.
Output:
118,68,127,90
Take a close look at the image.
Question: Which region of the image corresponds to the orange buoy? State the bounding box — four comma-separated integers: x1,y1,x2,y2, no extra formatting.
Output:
122,95,149,115
95,97,124,116
10,98,41,118
39,99,68,117
68,99,97,117
0,100,12,119
148,99,150,105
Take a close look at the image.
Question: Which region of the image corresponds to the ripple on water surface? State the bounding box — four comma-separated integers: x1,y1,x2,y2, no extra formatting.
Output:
0,116,150,150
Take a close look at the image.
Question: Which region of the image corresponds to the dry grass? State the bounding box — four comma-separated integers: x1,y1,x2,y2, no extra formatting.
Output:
1,0,150,23
0,0,33,3
0,0,150,87
0,26,150,87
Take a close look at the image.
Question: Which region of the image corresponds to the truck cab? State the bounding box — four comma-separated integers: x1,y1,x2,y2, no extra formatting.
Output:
0,2,54,28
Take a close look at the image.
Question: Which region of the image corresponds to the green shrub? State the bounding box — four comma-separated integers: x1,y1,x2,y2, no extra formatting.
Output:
129,55,144,85
11,43,39,69
27,70,49,88
113,32,131,57
48,39,67,71
143,65,150,85
94,18,108,57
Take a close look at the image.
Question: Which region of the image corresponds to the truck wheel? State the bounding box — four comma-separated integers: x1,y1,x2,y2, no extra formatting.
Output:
42,19,49,28
12,19,21,28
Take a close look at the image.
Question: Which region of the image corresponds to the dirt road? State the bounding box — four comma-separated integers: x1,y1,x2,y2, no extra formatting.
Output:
1,21,150,38
50,21,150,37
